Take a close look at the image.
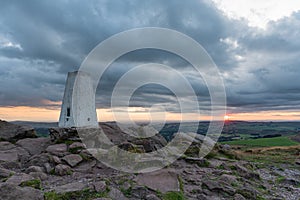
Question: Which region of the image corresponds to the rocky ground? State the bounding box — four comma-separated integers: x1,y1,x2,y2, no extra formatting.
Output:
0,120,299,200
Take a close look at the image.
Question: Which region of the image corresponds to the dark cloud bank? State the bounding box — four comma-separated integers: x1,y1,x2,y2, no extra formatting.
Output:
0,0,300,115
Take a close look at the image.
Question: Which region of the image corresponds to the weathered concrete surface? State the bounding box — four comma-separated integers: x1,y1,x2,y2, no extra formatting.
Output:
58,71,98,128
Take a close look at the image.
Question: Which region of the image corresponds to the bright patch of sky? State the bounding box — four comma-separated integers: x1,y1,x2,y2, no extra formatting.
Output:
212,0,300,29
0,35,22,50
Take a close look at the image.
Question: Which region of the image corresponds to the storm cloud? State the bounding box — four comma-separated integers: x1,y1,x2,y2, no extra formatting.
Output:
0,0,300,116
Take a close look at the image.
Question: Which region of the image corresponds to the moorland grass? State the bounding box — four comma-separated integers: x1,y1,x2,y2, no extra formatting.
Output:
222,136,299,147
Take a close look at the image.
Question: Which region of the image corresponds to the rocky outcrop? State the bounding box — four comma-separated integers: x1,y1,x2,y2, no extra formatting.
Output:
6,173,35,186
135,169,179,193
62,154,83,167
0,122,299,200
108,187,127,200
16,138,51,155
52,182,88,194
54,164,72,176
0,167,14,179
0,183,43,200
0,120,37,142
49,125,168,154
46,143,68,156
0,141,30,170
48,127,79,142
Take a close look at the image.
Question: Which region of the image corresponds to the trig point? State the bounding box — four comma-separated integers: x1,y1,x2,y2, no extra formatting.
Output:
58,71,98,128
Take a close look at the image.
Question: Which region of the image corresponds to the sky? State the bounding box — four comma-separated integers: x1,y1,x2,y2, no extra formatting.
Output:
1,0,300,122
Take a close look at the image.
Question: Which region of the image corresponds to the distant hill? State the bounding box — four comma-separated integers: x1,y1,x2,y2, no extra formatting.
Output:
8,120,300,142
12,121,58,137
12,121,58,128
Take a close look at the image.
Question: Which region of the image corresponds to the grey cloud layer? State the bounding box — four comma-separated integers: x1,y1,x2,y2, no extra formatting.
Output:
0,0,300,115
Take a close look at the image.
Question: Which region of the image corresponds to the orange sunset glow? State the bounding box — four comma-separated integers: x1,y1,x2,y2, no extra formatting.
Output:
224,115,230,121
1,106,300,122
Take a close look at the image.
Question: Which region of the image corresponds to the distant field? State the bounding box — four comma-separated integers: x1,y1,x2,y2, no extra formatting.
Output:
222,136,299,147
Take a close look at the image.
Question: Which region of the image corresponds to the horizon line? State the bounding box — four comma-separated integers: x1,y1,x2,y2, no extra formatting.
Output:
7,119,300,123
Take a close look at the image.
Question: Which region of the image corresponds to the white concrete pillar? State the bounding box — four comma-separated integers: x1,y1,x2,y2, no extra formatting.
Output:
59,71,98,128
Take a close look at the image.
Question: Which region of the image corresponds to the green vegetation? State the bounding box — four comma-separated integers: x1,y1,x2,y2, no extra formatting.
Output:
222,136,299,147
1,172,14,182
241,148,299,166
120,186,132,197
218,149,239,160
163,191,185,200
218,134,299,166
127,145,144,153
49,168,55,175
63,140,75,145
117,176,134,197
236,189,256,199
79,152,91,161
158,176,186,200
66,170,72,175
159,121,300,142
256,196,267,200
184,145,200,157
231,182,238,187
20,179,41,189
276,175,286,184
69,147,83,154
205,151,217,159
227,138,300,166
178,176,184,193
196,159,210,167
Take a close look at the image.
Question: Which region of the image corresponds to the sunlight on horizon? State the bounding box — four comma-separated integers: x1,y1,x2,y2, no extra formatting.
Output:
1,106,300,122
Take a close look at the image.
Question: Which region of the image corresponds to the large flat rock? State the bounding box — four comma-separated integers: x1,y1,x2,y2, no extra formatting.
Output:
6,173,35,186
135,169,179,193
16,138,51,155
0,183,43,200
0,146,30,164
0,149,18,162
73,160,96,173
62,154,83,167
54,164,72,176
0,142,16,151
46,143,68,156
52,182,88,194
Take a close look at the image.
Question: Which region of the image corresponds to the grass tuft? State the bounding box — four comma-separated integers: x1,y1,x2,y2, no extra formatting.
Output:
20,179,41,189
163,191,185,200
